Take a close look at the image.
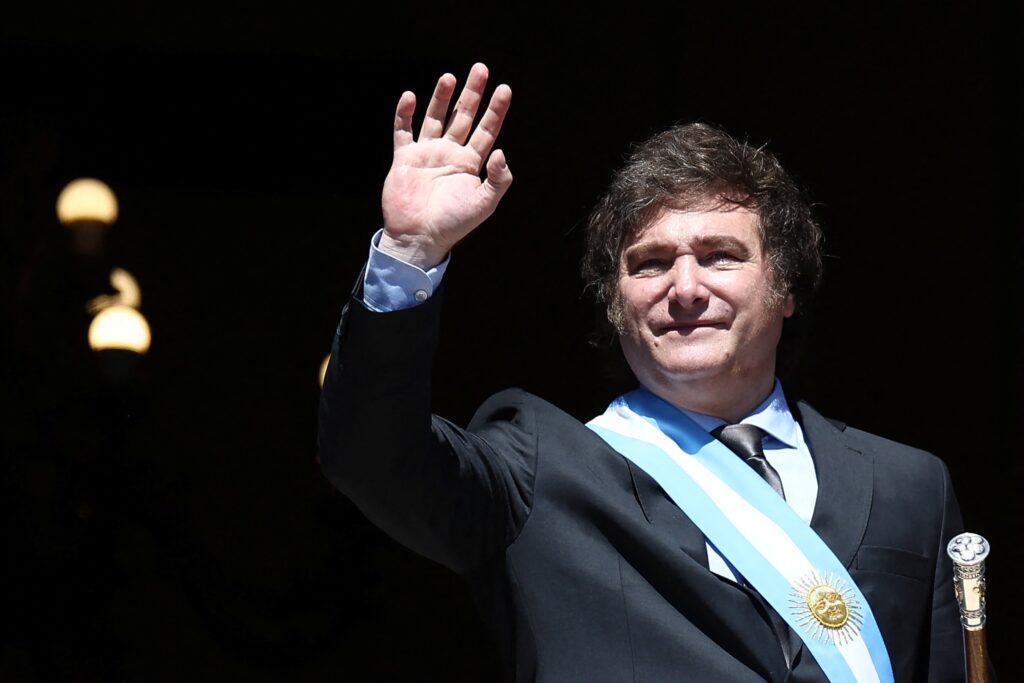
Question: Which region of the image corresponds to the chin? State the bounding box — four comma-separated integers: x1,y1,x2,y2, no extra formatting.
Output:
621,336,733,386
631,353,732,388
659,363,728,384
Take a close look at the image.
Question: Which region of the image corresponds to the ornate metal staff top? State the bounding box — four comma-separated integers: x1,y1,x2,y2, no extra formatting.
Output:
947,532,990,683
947,533,989,630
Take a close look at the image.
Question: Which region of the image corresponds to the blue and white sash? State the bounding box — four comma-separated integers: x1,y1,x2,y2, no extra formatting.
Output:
588,389,893,683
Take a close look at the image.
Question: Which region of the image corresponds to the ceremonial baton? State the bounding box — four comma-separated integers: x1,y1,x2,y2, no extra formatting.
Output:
947,533,990,683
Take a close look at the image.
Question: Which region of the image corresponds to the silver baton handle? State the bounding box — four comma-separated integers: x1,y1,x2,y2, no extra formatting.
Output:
947,532,990,683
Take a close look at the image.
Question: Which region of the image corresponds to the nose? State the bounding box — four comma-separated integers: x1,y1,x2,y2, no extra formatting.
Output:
668,256,709,307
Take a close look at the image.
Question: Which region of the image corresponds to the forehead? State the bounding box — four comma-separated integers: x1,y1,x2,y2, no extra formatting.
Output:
624,205,762,252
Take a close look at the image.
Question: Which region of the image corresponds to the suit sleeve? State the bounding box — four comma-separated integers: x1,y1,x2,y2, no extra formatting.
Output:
927,460,967,682
317,283,535,575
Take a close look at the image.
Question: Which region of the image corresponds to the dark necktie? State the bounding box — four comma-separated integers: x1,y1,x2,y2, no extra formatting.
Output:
712,422,793,668
712,423,786,499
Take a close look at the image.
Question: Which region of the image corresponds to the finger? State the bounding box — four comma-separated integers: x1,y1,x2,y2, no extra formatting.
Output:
393,91,417,149
467,83,511,162
476,149,513,212
443,63,489,144
418,73,457,141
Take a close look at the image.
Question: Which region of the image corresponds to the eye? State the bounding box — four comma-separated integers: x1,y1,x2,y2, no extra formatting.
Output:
704,250,741,265
632,258,672,274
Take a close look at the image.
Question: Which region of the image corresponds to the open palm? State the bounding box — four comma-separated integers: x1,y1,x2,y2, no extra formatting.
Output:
380,63,513,269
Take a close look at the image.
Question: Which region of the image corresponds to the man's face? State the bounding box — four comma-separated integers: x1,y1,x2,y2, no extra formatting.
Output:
615,204,794,405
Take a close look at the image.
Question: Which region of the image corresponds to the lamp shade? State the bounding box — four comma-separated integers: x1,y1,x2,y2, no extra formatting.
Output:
88,305,151,354
57,178,119,225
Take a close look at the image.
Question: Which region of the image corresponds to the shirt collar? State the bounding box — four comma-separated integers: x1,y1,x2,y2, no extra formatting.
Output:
676,379,799,449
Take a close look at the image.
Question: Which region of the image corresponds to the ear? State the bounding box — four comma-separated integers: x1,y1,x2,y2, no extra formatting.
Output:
782,293,796,318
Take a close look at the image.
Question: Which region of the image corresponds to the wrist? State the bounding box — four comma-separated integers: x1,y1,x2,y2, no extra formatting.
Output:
377,231,448,270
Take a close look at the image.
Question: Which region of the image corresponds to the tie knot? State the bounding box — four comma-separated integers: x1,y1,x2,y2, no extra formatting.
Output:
712,423,767,460
712,423,785,499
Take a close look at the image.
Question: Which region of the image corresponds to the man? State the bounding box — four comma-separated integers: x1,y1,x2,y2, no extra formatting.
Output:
319,63,966,682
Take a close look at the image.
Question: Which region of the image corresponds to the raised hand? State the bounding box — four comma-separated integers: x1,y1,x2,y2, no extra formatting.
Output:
379,63,513,269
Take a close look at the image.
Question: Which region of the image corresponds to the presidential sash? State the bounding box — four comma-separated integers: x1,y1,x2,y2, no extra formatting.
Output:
587,389,894,683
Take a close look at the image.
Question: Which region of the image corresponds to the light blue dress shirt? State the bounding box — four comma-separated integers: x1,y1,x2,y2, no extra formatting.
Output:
361,231,819,583
362,229,449,312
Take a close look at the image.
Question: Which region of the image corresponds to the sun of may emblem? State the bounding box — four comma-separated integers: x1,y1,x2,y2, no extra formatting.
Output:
789,572,864,644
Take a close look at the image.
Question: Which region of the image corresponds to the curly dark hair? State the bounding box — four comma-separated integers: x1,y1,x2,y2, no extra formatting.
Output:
581,122,824,376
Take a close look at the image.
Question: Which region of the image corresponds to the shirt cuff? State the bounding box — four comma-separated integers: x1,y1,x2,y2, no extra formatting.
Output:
362,229,450,312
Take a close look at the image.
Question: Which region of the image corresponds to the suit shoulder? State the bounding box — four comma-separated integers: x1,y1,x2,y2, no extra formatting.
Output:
469,387,582,430
798,401,948,476
832,422,950,487
844,425,935,459
466,389,612,478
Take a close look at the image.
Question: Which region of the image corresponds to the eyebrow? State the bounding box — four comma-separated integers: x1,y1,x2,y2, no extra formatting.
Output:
623,234,754,261
693,235,753,255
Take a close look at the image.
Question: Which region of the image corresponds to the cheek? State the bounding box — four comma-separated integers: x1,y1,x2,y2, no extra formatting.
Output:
622,278,663,308
618,292,656,332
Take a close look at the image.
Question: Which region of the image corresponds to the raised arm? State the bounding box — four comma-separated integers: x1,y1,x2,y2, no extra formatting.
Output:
378,62,513,269
319,65,530,573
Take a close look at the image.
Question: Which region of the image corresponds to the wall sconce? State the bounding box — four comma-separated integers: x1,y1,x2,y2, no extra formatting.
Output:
56,177,119,256
87,268,151,355
88,305,151,354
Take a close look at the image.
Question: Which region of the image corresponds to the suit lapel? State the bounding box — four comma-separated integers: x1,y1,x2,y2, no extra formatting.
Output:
625,459,710,569
795,401,874,569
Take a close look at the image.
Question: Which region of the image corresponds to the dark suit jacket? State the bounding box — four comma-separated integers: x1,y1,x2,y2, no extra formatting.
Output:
319,289,967,682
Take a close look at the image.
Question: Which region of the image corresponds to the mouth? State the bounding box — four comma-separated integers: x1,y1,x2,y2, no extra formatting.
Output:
656,320,726,335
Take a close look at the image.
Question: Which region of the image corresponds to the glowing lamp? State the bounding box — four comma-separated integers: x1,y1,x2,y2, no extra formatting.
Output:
57,178,119,225
88,305,151,354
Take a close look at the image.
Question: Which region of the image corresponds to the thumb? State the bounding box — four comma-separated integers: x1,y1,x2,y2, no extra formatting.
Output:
477,149,513,209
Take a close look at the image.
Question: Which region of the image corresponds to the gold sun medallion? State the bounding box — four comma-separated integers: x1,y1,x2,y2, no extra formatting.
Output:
805,583,849,628
789,572,864,645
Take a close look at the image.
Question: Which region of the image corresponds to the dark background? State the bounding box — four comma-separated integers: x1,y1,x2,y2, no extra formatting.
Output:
1,2,1019,680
